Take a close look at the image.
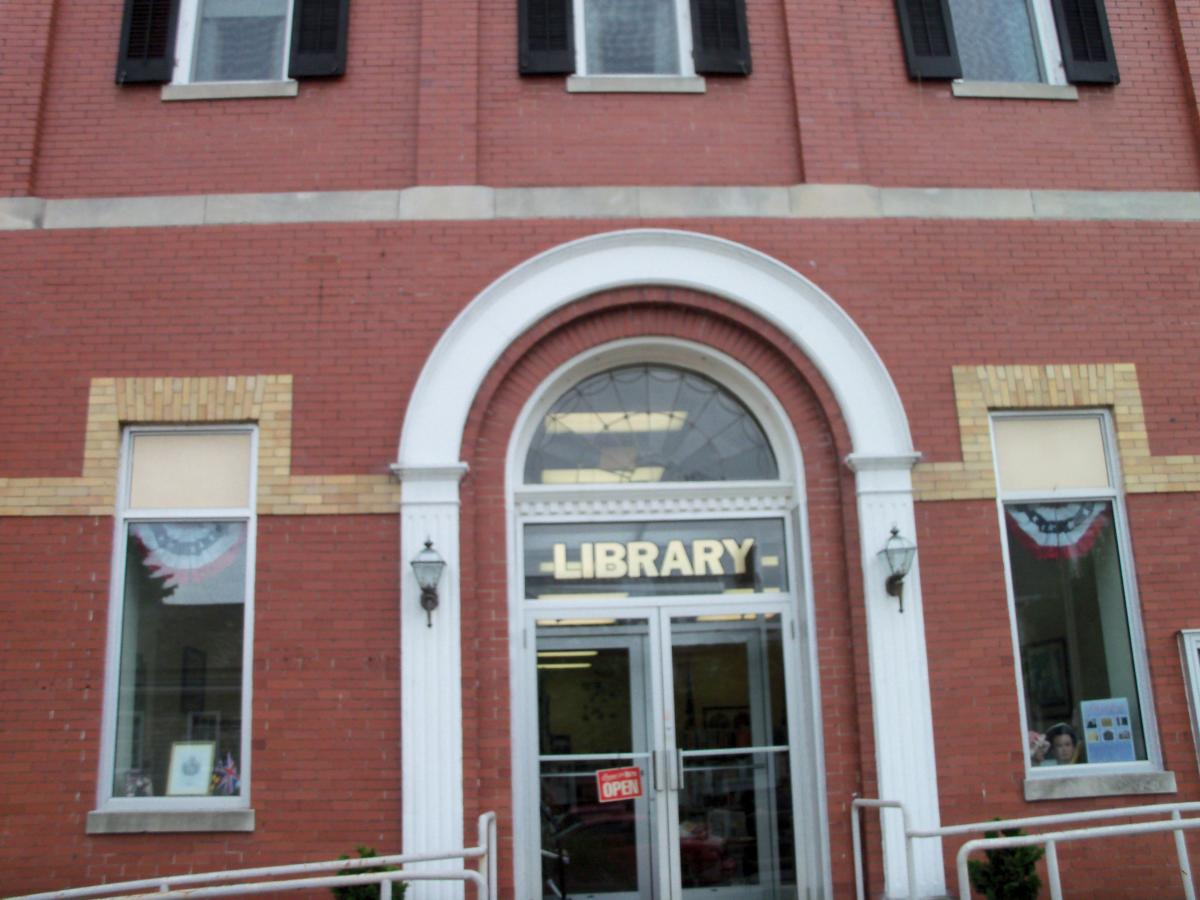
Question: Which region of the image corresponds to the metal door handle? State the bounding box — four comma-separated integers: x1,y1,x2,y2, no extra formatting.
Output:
652,749,664,792
667,748,681,791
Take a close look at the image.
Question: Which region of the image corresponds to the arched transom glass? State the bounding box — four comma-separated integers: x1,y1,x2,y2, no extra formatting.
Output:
523,365,779,485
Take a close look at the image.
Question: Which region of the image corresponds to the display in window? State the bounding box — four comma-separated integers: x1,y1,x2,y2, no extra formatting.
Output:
1009,499,1146,766
112,522,246,797
167,741,217,795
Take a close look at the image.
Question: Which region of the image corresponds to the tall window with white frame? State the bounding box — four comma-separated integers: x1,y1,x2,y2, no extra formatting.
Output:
101,427,256,808
992,413,1155,773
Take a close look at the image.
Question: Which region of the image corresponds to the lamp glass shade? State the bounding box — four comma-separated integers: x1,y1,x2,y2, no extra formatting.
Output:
411,541,446,591
881,531,916,577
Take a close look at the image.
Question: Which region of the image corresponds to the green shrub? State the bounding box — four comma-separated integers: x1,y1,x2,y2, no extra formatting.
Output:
332,845,405,900
967,826,1044,900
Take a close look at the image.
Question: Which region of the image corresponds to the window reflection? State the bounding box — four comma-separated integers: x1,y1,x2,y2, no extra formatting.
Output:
525,365,778,484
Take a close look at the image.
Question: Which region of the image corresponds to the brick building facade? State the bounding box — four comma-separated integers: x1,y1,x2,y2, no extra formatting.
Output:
3,0,1200,896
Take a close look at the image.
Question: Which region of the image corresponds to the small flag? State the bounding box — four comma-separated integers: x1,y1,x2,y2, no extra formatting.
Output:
214,753,240,795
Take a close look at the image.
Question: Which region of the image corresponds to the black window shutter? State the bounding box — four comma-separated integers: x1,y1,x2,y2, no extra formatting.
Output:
289,0,350,78
1050,0,1119,84
690,0,751,75
519,0,574,74
894,0,961,80
115,0,180,84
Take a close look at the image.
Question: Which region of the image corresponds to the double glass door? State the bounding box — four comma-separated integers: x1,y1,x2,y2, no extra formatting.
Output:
535,609,797,899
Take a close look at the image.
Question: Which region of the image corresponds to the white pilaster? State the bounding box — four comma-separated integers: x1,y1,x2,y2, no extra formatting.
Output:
394,463,469,900
848,453,945,898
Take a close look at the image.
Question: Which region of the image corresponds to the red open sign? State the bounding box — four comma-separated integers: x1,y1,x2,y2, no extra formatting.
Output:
595,766,644,803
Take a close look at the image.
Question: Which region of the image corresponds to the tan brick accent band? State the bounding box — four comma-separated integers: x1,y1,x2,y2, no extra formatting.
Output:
0,376,399,516
913,364,1200,501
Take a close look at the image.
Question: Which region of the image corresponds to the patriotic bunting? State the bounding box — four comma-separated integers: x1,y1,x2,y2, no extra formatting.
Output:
1006,502,1110,560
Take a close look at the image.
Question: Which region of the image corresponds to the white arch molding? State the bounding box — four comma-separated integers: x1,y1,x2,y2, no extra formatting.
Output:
394,229,945,898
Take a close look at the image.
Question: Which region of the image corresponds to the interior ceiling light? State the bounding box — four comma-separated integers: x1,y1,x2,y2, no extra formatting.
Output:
544,411,687,434
540,466,665,484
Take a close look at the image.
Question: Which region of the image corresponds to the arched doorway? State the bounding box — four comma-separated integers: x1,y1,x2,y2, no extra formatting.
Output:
396,230,944,898
506,342,823,898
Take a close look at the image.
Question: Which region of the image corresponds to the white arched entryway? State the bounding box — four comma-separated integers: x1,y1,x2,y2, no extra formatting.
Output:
394,229,944,898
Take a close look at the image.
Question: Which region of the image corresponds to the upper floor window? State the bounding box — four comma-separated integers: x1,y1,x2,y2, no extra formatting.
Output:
991,413,1157,774
895,0,1119,85
178,0,292,83
524,365,778,484
579,0,690,75
518,0,751,78
948,0,1060,83
99,428,256,810
115,0,349,86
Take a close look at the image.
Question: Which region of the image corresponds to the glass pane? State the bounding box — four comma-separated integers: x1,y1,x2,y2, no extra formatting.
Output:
525,519,788,599
673,615,795,893
194,0,287,82
129,432,252,510
537,620,652,898
948,0,1042,82
584,0,679,74
112,522,246,797
994,416,1110,493
1008,501,1147,765
525,366,778,484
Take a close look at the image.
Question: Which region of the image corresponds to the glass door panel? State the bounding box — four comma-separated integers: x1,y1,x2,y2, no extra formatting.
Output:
537,620,657,900
670,614,795,898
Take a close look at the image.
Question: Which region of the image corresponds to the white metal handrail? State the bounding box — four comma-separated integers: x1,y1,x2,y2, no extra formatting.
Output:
9,812,498,900
955,814,1200,900
853,797,1200,899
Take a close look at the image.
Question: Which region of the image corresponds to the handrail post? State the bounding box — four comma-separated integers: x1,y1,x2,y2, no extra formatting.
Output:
852,802,865,900
1045,840,1061,900
903,803,917,900
1174,809,1196,900
381,880,392,900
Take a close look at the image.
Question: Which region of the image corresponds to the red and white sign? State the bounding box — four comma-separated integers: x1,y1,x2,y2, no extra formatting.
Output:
595,766,644,803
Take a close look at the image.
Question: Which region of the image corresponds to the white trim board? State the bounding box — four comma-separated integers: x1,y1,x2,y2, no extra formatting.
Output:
3,185,1200,230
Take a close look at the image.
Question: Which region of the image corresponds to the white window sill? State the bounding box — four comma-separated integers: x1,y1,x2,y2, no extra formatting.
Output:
566,75,706,94
86,808,256,833
1024,770,1176,801
161,80,298,102
951,80,1078,101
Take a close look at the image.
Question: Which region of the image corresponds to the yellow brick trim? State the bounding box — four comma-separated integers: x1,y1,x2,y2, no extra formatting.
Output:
0,375,399,516
913,363,1200,500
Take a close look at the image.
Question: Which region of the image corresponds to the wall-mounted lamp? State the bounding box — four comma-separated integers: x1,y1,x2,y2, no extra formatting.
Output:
878,526,917,613
410,539,446,627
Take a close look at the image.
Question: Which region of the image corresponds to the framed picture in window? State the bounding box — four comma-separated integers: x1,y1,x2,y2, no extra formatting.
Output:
167,741,215,795
1023,639,1071,719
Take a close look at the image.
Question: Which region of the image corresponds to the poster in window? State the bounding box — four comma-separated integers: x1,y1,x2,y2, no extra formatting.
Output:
1081,698,1136,763
1023,639,1071,718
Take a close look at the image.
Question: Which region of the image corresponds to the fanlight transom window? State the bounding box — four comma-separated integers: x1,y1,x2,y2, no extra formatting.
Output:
523,365,778,484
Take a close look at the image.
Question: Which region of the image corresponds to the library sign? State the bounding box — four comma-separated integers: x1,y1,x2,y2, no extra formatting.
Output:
524,518,788,599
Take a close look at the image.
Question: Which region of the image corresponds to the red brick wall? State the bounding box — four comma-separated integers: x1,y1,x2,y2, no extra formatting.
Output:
2,219,1200,892
29,0,421,198
0,1,55,195
0,515,401,893
13,0,1200,197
